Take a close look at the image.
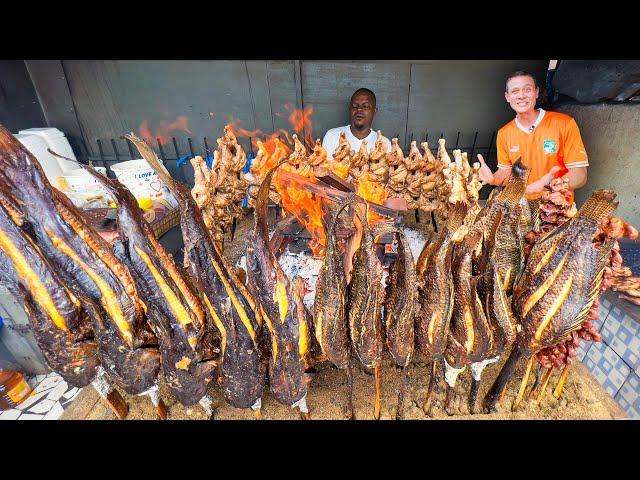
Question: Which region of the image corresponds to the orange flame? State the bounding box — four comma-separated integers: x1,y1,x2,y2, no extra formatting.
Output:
285,103,314,150
356,173,388,224
139,116,192,146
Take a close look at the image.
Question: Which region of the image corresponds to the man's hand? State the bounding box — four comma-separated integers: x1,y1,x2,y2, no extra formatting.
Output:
525,165,562,196
476,154,494,185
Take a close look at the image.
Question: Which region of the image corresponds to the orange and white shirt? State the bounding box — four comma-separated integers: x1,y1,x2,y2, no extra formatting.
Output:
497,109,589,200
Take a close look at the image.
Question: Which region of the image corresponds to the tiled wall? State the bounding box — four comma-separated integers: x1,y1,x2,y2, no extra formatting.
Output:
578,296,640,419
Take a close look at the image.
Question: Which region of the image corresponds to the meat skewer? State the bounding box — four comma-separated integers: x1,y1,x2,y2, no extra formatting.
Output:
80,165,218,415
0,124,161,404
484,190,618,412
246,159,313,419
415,203,468,416
314,195,360,419
126,133,267,418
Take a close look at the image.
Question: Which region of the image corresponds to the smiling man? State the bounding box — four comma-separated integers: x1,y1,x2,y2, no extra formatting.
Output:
477,70,589,201
322,88,391,160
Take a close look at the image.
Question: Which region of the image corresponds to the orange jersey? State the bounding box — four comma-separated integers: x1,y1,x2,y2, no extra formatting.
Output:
497,109,589,200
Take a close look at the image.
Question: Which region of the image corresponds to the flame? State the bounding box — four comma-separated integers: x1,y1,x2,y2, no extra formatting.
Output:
356,173,388,224
285,103,314,150
139,116,191,146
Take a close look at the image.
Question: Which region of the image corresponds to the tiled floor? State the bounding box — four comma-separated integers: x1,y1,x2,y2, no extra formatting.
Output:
0,371,80,420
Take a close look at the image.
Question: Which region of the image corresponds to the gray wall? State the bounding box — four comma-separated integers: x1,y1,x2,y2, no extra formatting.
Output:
0,60,46,132
555,103,640,227
22,60,547,179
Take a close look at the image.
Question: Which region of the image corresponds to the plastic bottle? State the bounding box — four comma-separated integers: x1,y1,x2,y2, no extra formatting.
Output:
0,360,33,411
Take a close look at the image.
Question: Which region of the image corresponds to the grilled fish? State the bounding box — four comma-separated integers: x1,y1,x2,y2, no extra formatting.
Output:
484,189,618,411
0,197,100,387
0,124,159,395
415,202,467,415
246,160,313,418
82,165,217,407
126,133,266,413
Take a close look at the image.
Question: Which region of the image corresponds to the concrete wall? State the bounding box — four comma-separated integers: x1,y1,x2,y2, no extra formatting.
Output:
555,103,640,227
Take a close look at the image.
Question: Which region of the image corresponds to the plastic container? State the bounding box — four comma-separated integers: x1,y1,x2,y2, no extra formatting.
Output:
62,167,108,192
0,368,33,410
14,133,65,184
18,127,78,172
110,159,178,208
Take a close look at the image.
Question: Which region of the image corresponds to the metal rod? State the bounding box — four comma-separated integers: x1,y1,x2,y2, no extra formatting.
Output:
126,138,136,159
470,131,478,161
97,139,106,164
172,137,180,158
455,131,460,149
157,138,166,160
188,138,195,158
204,137,210,155
111,139,120,163
486,131,496,159
425,131,428,142
248,136,253,156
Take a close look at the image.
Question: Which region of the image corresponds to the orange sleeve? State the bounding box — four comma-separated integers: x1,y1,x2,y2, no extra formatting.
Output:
496,129,511,169
563,118,589,168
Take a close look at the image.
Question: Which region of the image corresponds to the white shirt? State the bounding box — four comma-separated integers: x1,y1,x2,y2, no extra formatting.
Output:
321,125,392,160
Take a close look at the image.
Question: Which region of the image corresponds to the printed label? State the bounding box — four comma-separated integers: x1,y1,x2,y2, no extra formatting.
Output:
543,140,557,154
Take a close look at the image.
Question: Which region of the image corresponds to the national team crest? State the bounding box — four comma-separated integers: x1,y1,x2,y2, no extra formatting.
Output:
543,139,557,154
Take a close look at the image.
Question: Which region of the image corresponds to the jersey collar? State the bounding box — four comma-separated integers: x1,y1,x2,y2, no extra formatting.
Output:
515,108,546,134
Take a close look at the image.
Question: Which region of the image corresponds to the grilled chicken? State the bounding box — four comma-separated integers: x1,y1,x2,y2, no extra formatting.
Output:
0,197,100,387
81,166,217,409
382,223,417,419
415,203,468,415
484,190,618,412
126,133,266,415
314,196,358,419
0,124,160,395
347,205,386,419
246,160,313,418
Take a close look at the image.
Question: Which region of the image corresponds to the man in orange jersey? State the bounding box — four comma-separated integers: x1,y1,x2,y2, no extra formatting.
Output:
477,70,589,201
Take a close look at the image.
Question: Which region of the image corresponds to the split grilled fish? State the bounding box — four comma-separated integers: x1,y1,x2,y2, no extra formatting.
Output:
414,202,467,415
82,165,217,406
382,223,417,419
126,133,266,412
314,196,357,418
246,160,312,418
484,189,618,411
347,205,386,419
0,124,159,395
0,197,99,387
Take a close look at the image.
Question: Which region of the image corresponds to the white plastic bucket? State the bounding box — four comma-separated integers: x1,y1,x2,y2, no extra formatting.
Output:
110,159,178,208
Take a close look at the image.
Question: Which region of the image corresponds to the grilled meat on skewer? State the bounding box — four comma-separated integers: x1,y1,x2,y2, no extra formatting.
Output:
314,196,359,419
0,198,100,387
246,160,313,418
126,133,266,415
484,190,618,412
415,203,468,415
0,124,160,395
81,165,217,409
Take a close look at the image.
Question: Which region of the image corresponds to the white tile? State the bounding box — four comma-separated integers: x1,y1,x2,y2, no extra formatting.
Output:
0,409,22,420
15,390,48,411
27,398,55,414
62,387,79,400
46,380,69,402
42,402,64,420
19,413,43,420
33,374,63,394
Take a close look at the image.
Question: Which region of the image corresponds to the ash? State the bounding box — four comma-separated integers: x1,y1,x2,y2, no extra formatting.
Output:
278,247,322,311
403,227,428,260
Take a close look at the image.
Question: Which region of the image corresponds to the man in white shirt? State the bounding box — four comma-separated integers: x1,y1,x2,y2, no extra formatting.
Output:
321,88,392,159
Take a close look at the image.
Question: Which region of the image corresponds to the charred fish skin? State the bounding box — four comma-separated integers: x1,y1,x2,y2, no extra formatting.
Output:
314,197,358,369
347,211,385,371
0,204,100,387
0,125,161,394
383,226,416,368
246,160,311,407
126,133,266,409
513,190,618,351
82,166,216,406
